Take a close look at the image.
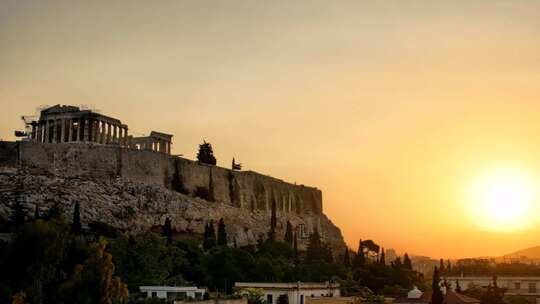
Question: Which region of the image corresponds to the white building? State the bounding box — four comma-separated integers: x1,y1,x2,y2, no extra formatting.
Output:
445,276,540,303
235,282,340,304
139,286,207,301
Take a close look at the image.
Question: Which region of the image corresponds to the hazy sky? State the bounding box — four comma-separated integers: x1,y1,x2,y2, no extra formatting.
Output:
2,0,540,258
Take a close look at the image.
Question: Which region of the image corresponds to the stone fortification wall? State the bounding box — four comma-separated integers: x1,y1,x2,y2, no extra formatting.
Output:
1,141,322,215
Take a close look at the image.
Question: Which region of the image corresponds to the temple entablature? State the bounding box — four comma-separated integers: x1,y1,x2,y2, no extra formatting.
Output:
23,105,172,155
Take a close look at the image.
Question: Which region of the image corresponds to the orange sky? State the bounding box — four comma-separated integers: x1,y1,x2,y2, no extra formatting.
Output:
2,0,540,259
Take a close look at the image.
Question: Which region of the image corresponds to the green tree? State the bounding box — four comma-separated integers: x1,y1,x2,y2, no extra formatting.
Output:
203,221,217,251
293,232,298,263
431,267,444,304
284,221,293,245
1,220,70,304
239,288,265,304
379,248,386,265
403,253,413,270
439,258,445,273
162,217,173,244
33,205,40,221
217,218,228,246
353,239,365,268
197,141,217,165
109,233,173,291
305,228,323,263
361,240,380,259
392,257,402,269
343,247,351,267
70,202,82,235
268,198,277,242
9,200,26,229
59,240,128,304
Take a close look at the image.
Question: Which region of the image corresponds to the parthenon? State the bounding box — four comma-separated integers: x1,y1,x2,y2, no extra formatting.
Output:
27,105,172,154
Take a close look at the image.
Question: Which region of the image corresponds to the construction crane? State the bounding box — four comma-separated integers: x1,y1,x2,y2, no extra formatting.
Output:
15,115,37,139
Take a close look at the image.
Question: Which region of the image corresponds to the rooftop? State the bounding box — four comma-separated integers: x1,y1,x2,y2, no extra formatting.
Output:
234,282,339,290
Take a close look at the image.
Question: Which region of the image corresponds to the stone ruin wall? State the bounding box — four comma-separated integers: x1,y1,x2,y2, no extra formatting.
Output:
3,141,323,216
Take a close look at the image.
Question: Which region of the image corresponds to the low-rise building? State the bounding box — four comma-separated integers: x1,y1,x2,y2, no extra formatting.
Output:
139,286,207,301
234,282,340,304
394,287,480,304
444,276,540,299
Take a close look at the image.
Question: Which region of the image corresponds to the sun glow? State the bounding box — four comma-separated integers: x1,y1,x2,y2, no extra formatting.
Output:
466,166,538,232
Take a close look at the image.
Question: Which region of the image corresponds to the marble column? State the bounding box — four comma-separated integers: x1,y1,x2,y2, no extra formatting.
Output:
101,121,106,144
31,124,36,141
36,123,42,143
59,119,66,143
75,119,81,142
123,127,128,146
91,120,97,142
111,124,117,144
83,118,89,141
96,121,102,143
67,119,73,142
52,120,58,143
106,123,111,144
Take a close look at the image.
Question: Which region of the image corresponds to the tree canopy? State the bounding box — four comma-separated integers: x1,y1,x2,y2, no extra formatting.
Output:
197,141,217,165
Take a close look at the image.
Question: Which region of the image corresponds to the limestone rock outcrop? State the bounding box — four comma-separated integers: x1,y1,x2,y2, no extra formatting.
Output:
0,172,346,251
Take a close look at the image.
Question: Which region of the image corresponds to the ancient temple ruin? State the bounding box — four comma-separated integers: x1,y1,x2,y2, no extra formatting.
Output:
25,105,172,155
129,131,173,154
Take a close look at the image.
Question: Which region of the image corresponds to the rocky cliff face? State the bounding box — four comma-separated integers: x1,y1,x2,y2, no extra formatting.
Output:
0,171,345,252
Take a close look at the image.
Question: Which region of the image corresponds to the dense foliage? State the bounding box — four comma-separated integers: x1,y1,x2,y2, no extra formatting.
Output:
197,141,217,165
0,201,425,303
0,219,128,304
444,258,540,277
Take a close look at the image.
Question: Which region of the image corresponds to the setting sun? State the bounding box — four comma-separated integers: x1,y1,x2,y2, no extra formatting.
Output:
467,167,538,232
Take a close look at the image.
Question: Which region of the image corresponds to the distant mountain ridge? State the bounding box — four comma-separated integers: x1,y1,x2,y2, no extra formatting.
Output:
503,246,540,260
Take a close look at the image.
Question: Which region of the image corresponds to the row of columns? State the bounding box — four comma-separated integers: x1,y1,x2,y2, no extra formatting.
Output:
31,117,128,146
136,138,171,154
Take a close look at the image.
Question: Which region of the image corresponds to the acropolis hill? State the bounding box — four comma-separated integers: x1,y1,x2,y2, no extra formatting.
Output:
0,105,345,251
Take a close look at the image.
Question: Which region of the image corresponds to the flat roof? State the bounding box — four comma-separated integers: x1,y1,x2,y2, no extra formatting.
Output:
235,282,339,290
444,276,540,280
139,286,206,292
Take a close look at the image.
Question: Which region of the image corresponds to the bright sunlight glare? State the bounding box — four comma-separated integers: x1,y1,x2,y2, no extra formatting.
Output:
466,166,539,232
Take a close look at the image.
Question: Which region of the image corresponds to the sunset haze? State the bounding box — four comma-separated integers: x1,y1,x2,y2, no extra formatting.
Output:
2,0,540,259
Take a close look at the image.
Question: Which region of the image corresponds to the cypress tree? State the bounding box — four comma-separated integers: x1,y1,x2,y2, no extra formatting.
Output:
403,253,413,270
379,248,386,265
293,232,299,263
392,256,403,269
284,221,293,245
9,199,26,229
491,276,504,304
217,218,227,246
203,221,217,250
431,267,444,304
323,243,334,263
162,217,173,244
71,202,82,234
455,279,461,293
203,223,209,242
197,141,217,165
353,239,365,268
208,221,216,245
306,227,323,263
343,247,351,267
439,258,445,273
447,259,452,272
268,197,277,242
34,204,40,221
